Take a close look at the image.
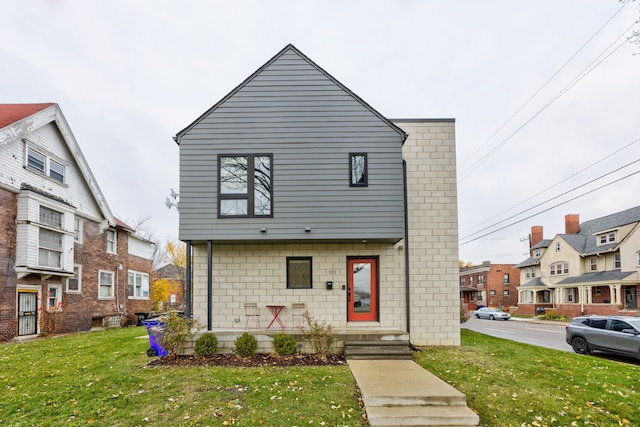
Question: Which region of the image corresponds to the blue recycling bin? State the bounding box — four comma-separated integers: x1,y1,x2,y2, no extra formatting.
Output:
142,318,168,357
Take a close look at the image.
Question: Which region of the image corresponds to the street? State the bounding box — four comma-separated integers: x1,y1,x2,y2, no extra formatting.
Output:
462,316,571,352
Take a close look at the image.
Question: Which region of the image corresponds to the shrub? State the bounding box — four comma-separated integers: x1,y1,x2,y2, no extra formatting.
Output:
194,332,218,358
156,311,197,358
273,333,298,357
460,309,469,324
235,332,258,358
301,311,334,359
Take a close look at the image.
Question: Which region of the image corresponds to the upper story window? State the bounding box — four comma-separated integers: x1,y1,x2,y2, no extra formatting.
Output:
550,262,569,276
477,274,483,284
555,242,561,252
526,267,536,279
460,277,465,286
26,147,65,184
637,251,640,267
534,249,541,257
503,273,510,284
218,154,272,217
469,276,474,286
128,270,150,299
614,253,621,269
106,229,117,254
590,257,598,271
349,153,368,187
74,218,83,243
38,206,64,268
598,231,617,245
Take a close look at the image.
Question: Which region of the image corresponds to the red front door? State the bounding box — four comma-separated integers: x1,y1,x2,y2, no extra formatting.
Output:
347,257,378,322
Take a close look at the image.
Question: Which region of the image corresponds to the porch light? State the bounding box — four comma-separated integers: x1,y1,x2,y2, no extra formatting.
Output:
305,227,311,233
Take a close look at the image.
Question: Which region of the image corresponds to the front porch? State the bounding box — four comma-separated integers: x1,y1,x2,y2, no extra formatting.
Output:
181,327,411,358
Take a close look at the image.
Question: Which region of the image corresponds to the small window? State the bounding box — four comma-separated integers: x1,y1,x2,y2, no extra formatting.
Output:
503,290,510,296
614,253,621,269
600,234,607,244
47,285,62,311
609,232,616,242
27,148,45,173
67,265,82,293
106,229,117,254
477,291,483,301
567,288,574,302
490,290,497,296
503,274,510,284
534,249,541,257
555,242,561,252
99,270,114,298
349,153,368,187
26,147,65,183
287,257,312,289
477,274,483,284
74,218,83,243
40,206,63,228
49,159,65,183
460,277,465,286
469,276,473,286
590,257,597,271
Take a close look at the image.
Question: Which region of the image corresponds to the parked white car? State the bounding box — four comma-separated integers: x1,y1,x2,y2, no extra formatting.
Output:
474,307,511,321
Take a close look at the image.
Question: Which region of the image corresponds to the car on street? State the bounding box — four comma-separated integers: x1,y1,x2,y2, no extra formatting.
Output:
565,315,640,359
474,307,511,320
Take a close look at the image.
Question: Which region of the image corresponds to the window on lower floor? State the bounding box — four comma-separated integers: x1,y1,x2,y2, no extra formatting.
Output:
67,265,82,293
490,290,497,296
287,257,312,289
128,270,150,299
99,270,114,299
567,288,574,302
47,285,62,311
477,291,483,301
503,273,510,284
503,290,510,296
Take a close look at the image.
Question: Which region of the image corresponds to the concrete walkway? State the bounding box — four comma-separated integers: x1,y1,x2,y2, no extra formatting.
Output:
348,359,479,426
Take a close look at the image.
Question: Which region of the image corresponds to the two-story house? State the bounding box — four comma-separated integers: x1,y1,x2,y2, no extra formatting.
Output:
174,44,460,346
515,208,640,317
460,261,519,312
0,103,154,339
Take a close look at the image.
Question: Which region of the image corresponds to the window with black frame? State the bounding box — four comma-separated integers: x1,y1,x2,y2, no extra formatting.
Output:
349,153,367,187
287,257,312,289
219,154,272,217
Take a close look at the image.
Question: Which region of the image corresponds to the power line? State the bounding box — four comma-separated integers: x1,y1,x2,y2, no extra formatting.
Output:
461,136,640,236
459,168,640,246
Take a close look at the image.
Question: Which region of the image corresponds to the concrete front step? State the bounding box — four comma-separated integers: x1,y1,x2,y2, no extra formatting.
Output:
366,405,480,426
348,360,479,427
345,340,414,360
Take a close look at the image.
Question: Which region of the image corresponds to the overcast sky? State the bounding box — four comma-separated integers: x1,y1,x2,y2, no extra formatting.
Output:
2,1,639,265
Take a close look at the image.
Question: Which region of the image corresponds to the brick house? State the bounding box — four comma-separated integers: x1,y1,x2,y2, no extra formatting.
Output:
459,261,519,312
174,44,460,346
0,103,154,339
515,208,640,317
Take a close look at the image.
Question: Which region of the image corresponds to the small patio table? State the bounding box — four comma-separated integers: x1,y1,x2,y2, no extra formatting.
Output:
266,305,285,330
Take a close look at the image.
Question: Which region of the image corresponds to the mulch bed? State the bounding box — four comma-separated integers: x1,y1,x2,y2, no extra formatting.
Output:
147,353,347,368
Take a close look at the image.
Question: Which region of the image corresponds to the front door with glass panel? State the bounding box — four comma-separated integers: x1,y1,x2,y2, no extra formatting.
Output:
347,258,378,322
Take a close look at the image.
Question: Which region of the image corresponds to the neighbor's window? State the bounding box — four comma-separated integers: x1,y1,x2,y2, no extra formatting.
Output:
477,274,483,284
67,265,82,293
590,257,597,271
503,290,510,296
469,276,474,286
555,242,561,252
26,147,65,183
614,253,621,269
47,285,62,311
477,291,483,301
99,270,114,298
550,262,569,276
349,153,368,187
287,257,312,289
490,290,497,296
106,229,117,254
74,218,83,243
460,277,465,286
219,154,272,217
503,273,510,284
534,249,541,257
128,270,150,299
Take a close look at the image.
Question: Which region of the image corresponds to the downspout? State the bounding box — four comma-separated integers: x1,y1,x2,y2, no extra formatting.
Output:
207,240,213,331
403,160,418,351
185,240,192,318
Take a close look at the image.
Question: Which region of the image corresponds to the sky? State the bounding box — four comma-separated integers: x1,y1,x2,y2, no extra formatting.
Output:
1,1,639,266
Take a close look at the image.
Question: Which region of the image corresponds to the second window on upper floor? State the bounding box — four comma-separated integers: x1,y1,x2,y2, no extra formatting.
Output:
26,146,65,184
349,153,368,187
550,262,569,276
106,229,117,254
218,154,272,217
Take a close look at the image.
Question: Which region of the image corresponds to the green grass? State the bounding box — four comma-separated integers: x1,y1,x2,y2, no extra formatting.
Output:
416,329,640,427
0,327,365,426
3,327,639,427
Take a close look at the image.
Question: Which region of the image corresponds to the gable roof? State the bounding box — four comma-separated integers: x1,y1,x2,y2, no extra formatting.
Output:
0,103,116,227
174,44,408,143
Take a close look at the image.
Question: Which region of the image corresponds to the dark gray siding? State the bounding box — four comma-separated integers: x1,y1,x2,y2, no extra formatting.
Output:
178,46,405,243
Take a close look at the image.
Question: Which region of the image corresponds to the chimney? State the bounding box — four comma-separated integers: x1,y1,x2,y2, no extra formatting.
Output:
530,226,543,248
565,214,580,234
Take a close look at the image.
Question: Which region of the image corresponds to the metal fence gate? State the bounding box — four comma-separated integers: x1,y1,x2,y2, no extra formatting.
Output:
18,292,37,336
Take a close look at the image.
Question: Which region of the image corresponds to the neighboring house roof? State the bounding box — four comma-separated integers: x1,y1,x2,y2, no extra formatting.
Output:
519,277,547,288
174,44,408,144
557,270,637,285
156,263,184,280
515,256,539,268
115,217,135,233
531,239,552,250
0,103,116,227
